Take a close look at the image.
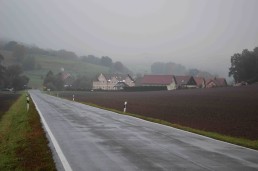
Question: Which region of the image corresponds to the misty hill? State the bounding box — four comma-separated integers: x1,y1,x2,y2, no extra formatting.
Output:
0,49,110,88
150,62,216,79
0,40,132,88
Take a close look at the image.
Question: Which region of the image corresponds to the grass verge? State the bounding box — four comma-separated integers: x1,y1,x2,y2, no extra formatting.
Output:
0,93,56,170
85,102,258,151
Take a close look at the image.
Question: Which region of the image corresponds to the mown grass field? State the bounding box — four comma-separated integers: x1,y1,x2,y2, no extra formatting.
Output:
0,93,56,170
56,85,258,150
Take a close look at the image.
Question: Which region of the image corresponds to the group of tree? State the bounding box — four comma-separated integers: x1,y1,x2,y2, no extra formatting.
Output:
151,62,215,78
0,53,29,90
81,55,112,67
1,40,132,75
81,55,132,74
43,70,91,91
43,71,64,91
187,68,216,79
151,62,187,75
72,75,91,90
1,41,77,70
2,41,78,60
229,47,258,83
1,41,40,71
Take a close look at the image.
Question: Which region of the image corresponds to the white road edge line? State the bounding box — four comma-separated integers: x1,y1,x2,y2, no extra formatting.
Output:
30,93,73,171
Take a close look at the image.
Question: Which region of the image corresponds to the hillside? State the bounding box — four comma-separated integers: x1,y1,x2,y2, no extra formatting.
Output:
0,50,110,88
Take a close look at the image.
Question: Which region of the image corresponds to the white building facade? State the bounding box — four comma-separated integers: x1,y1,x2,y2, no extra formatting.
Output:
92,73,135,90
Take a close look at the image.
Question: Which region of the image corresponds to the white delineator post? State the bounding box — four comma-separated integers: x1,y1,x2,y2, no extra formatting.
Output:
73,94,75,101
26,95,30,111
123,101,127,113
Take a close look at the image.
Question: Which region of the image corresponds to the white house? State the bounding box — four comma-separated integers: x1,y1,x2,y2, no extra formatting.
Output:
92,73,135,90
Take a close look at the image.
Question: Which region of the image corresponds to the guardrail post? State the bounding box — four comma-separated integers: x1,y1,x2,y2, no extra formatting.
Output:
123,101,127,113
26,94,30,111
73,94,75,101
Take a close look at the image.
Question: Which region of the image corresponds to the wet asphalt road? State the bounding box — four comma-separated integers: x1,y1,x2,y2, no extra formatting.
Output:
29,90,258,171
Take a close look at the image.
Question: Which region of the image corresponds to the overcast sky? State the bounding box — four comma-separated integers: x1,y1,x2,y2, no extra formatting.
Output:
1,0,258,77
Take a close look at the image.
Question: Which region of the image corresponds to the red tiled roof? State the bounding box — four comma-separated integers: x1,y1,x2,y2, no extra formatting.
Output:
206,77,227,87
205,79,212,83
141,75,174,85
174,76,192,86
193,77,205,86
213,78,227,86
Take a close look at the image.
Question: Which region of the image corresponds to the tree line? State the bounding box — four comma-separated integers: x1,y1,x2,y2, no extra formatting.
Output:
2,41,41,71
3,41,77,61
0,54,29,90
43,70,91,91
229,47,258,84
1,41,132,74
80,55,132,74
151,62,215,78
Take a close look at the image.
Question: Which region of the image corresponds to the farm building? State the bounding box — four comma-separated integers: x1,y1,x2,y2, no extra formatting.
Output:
193,77,206,88
140,75,227,90
141,75,176,90
206,77,227,88
140,75,200,90
92,73,135,90
174,76,197,89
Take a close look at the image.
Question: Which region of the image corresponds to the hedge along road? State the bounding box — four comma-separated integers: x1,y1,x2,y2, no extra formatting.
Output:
29,90,258,171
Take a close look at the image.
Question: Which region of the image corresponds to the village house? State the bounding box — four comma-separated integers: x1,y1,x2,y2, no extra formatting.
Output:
141,75,176,90
206,77,227,88
140,75,200,90
193,77,206,88
92,73,135,90
174,76,197,89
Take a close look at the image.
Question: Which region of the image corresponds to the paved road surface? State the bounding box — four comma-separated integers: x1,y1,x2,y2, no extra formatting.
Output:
30,90,258,171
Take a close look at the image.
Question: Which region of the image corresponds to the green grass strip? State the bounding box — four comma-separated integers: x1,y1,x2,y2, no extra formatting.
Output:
0,93,26,170
0,93,56,170
85,102,258,151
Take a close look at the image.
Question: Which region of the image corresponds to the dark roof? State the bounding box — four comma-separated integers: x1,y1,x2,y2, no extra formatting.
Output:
174,76,193,86
114,82,129,88
213,77,227,86
103,73,126,81
193,77,205,86
96,73,134,82
141,75,174,85
208,77,227,86
134,77,143,86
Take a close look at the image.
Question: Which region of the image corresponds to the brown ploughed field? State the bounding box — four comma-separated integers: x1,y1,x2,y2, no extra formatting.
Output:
59,84,258,140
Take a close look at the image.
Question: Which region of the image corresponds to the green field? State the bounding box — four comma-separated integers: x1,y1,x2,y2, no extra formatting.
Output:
0,50,110,88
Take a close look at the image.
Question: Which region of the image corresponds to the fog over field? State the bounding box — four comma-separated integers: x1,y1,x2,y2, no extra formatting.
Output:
1,0,258,77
